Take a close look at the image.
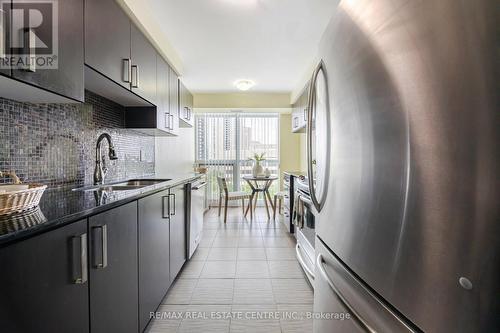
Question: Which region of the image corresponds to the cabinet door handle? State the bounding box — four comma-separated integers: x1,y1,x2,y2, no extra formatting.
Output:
293,117,298,128
72,233,88,284
304,108,307,122
165,112,170,130
162,195,170,219
169,114,174,130
169,193,176,216
131,65,139,88
23,28,36,72
192,182,207,190
92,225,108,269
122,58,131,83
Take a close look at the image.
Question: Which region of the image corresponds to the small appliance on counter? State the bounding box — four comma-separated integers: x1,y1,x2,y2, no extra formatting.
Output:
0,171,47,216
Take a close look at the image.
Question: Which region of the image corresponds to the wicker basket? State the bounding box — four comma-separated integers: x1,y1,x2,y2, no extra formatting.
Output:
0,206,47,234
0,184,47,215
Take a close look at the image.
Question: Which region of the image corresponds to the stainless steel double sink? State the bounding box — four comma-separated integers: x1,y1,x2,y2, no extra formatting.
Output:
73,179,172,192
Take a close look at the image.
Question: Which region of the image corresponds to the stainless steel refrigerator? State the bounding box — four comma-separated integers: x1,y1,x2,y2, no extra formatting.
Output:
306,1,499,332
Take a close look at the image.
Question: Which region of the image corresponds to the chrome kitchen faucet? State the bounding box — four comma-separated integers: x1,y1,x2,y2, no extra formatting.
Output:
93,133,118,185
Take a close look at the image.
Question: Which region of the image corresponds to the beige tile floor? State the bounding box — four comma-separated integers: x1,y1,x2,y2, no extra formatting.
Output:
147,207,313,333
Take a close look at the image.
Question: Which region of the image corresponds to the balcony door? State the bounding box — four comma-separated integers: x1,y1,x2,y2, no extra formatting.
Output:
195,113,280,206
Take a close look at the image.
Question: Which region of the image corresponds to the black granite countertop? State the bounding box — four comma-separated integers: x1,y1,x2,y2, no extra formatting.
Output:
0,174,202,248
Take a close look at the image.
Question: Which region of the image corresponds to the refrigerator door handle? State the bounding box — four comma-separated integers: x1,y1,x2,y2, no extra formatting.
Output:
306,60,329,212
317,254,377,333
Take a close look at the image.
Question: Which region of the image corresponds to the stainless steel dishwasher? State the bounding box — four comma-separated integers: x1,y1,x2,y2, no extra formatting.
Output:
187,178,206,258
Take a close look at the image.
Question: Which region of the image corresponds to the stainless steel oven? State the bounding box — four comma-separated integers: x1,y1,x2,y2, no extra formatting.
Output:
294,177,316,286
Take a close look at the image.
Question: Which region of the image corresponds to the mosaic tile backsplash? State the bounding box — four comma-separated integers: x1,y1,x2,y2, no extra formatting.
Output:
0,90,155,187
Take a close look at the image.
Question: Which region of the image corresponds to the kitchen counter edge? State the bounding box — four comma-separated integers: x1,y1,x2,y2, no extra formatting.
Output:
0,174,202,248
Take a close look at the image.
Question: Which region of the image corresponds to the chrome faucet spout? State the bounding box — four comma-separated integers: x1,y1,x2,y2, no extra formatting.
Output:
94,133,118,185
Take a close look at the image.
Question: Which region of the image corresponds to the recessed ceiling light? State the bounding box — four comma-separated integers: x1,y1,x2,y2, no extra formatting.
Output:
234,79,256,91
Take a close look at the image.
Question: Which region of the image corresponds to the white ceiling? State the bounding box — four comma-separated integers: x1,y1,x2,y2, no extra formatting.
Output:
143,0,336,93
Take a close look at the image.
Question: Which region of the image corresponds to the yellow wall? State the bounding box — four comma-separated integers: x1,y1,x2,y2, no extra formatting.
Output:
194,93,291,109
298,133,307,172
279,114,303,189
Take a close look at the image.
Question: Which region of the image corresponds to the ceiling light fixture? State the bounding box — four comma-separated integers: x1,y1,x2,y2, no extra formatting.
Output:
234,79,256,91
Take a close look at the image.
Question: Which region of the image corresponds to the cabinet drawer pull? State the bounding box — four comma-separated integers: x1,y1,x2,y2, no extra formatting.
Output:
72,233,88,284
165,112,170,130
122,58,131,83
162,195,170,219
21,28,36,72
169,114,174,130
169,193,176,216
131,65,139,88
92,225,108,269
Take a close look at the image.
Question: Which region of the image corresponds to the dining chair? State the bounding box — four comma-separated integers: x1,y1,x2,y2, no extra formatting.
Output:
217,176,252,223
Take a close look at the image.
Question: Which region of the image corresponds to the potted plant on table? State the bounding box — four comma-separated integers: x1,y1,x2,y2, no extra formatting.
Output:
249,153,266,177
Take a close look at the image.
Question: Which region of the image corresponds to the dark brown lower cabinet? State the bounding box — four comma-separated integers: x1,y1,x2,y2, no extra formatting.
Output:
0,184,190,333
0,219,89,333
138,189,171,332
169,184,187,280
89,202,138,333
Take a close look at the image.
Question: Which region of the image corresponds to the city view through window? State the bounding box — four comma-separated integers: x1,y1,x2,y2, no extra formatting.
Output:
195,113,280,206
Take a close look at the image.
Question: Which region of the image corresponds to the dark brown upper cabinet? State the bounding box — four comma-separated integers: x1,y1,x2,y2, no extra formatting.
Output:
85,0,131,90
5,0,85,102
125,54,179,136
169,66,179,123
85,0,159,108
156,56,179,135
130,25,157,104
179,80,194,128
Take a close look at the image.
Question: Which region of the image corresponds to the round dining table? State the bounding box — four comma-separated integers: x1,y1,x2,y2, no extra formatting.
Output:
242,175,278,219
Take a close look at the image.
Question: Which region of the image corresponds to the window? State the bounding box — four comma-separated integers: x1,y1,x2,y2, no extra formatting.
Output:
195,113,280,205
